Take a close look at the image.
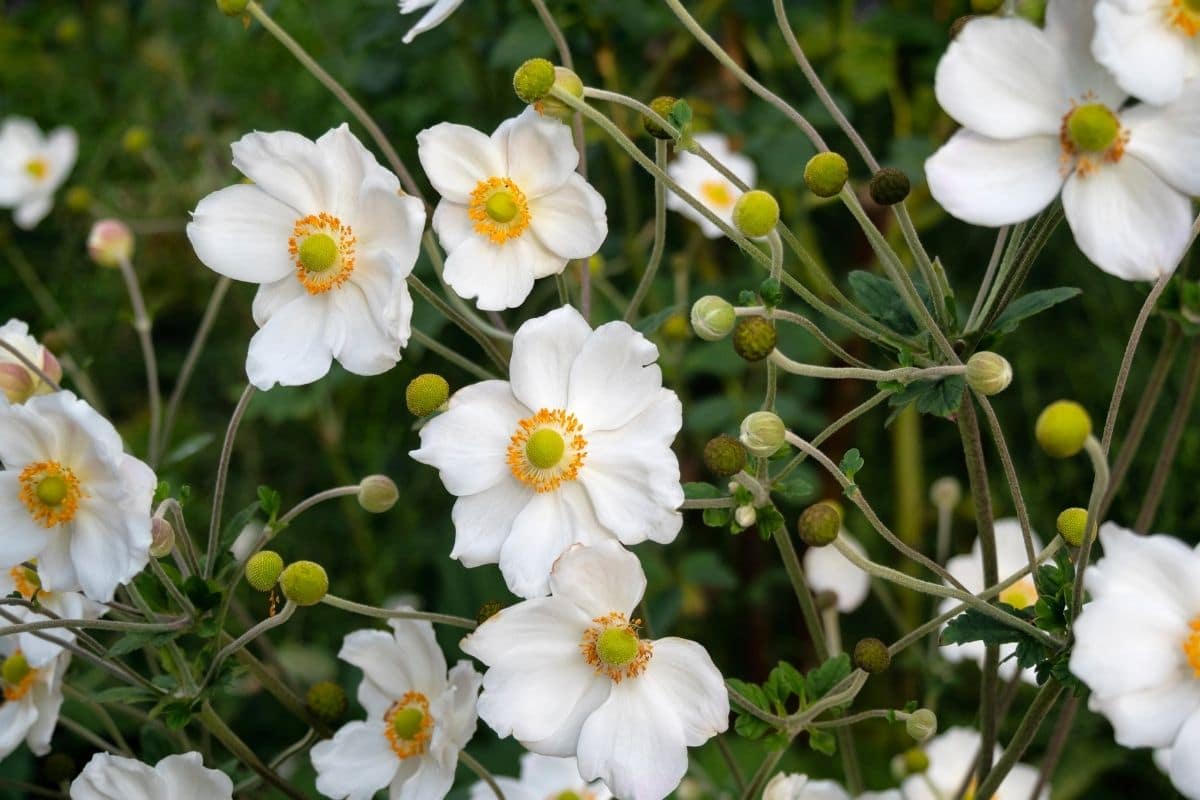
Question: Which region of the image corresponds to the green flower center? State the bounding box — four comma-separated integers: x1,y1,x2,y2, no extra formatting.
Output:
596,627,640,667
1,652,30,686
24,159,48,180
1067,104,1120,153
555,793,583,800
485,191,520,223
298,233,339,273
391,707,425,741
526,428,565,470
1185,0,1200,14
36,475,68,506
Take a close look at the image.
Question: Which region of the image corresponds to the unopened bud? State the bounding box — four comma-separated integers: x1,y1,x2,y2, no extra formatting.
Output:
306,680,348,723
538,67,584,121
64,186,93,213
966,351,1012,396
797,501,841,547
690,296,735,342
703,435,747,478
739,411,785,458
149,517,175,558
1056,507,1090,547
868,167,911,206
1035,400,1092,458
279,560,328,606
643,96,678,140
732,190,779,239
246,550,284,592
732,317,777,362
804,152,849,198
906,709,938,742
87,219,134,268
929,476,962,510
217,0,249,15
734,504,757,528
477,600,503,625
357,475,399,513
853,637,891,674
122,126,151,155
513,58,556,104
405,373,449,417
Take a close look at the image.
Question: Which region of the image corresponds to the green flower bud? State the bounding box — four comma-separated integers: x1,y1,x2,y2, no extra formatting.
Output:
149,517,175,558
513,58,556,104
1035,400,1092,458
739,411,786,458
306,680,348,723
246,550,284,592
406,373,449,417
965,351,1013,396
1016,0,1047,24
64,186,93,214
87,219,134,268
906,709,938,742
1056,507,1090,547
868,167,911,206
358,474,399,513
734,504,757,528
477,600,504,625
797,501,841,547
644,96,678,140
929,476,962,510
804,152,849,198
279,560,328,606
732,317,777,362
660,312,692,342
970,0,1004,12
703,435,747,478
853,637,891,674
538,67,584,121
690,296,736,342
732,190,780,239
217,0,249,15
122,126,151,155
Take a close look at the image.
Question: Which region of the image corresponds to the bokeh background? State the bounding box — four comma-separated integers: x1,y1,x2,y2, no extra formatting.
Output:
1,0,1193,797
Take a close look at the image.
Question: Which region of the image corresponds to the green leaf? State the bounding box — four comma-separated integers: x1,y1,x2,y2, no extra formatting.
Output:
683,482,722,500
848,271,920,336
772,475,815,503
152,480,172,506
701,507,731,528
668,99,693,131
107,630,182,657
771,661,806,700
756,504,785,539
213,500,262,573
806,654,852,702
89,686,157,704
183,576,222,612
941,603,1029,646
987,287,1082,338
808,728,837,756
156,699,196,731
884,376,965,423
838,449,864,481
256,485,282,521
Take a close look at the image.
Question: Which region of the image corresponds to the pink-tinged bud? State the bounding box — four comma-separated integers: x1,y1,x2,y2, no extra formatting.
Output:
40,348,62,387
0,362,35,403
87,219,135,268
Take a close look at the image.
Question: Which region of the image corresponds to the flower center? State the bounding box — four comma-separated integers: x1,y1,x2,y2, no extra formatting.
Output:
1060,102,1127,177
999,577,1038,611
9,566,40,600
1170,0,1200,35
469,177,530,244
288,213,356,295
550,792,595,800
1,651,36,702
1183,617,1200,677
580,612,652,683
24,158,48,181
384,691,434,760
507,409,587,493
18,461,83,527
699,180,735,209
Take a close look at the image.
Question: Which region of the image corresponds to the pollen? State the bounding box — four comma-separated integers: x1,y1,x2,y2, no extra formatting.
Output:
507,408,587,493
1,651,36,702
1183,617,1200,677
18,460,83,527
10,566,40,600
699,180,735,209
1170,0,1200,36
468,177,531,244
288,213,356,295
580,612,653,683
24,158,49,181
383,691,434,760
1059,101,1128,178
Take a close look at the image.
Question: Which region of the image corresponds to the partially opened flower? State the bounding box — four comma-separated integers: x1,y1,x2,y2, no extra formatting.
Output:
764,772,901,800
1070,523,1200,799
804,531,871,613
0,319,61,404
399,0,466,43
187,124,426,390
0,117,77,229
0,563,104,667
460,542,729,800
666,133,756,239
416,108,606,310
70,752,234,799
0,391,154,602
411,306,683,598
1092,0,1200,105
469,753,612,800
939,518,1042,684
0,642,67,760
311,614,482,800
901,727,1047,800
925,1,1200,281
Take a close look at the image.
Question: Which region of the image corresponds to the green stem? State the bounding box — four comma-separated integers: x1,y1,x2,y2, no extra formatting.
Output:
200,701,308,800
1100,273,1171,454
205,383,255,579
769,349,964,383
460,752,506,800
1134,340,1200,533
321,594,478,630
626,140,669,322
973,680,1065,799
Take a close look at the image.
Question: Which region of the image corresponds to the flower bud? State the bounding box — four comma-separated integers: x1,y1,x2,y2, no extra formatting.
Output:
149,516,175,558
853,637,891,674
122,126,151,155
906,709,938,742
217,0,249,15
64,186,93,214
306,680,348,723
1035,400,1092,458
965,351,1012,396
0,364,34,404
477,600,503,625
703,435,747,478
405,373,449,417
732,317,777,362
1015,0,1047,24
739,411,786,458
537,67,584,121
797,500,841,547
929,476,962,510
357,474,399,513
735,504,757,528
87,219,134,268
804,152,849,198
279,560,328,606
732,190,779,239
643,95,678,140
513,58,556,104
660,312,691,342
690,296,735,342
868,167,911,206
1056,507,1090,548
246,550,285,592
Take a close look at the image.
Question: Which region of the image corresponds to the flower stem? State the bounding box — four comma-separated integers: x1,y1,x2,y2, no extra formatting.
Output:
1070,436,1111,623
768,349,964,383
460,752,507,800
205,600,296,685
321,594,478,630
973,679,1065,799
1101,273,1171,454
200,700,308,800
1134,339,1200,533
205,383,255,579
625,139,669,322
118,254,161,462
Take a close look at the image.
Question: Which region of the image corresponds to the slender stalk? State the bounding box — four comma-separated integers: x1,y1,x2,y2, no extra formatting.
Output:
715,734,747,792
773,528,828,661
62,684,133,756
968,226,1010,327
116,262,160,461
1032,695,1079,797
740,745,788,800
407,274,509,371
773,390,889,484
0,615,188,637
769,349,964,383
200,701,308,800
973,393,1037,570
973,680,1065,799
737,307,870,368
235,730,318,793
206,601,296,685
626,140,669,322
322,594,478,630
1135,340,1200,533
1070,437,1111,622
1101,273,1171,454
460,752,507,800
810,708,912,729
411,329,498,381
60,716,121,755
205,383,256,578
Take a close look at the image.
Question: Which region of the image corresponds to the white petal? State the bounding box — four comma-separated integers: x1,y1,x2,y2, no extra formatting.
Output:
934,18,1065,138
0,471,50,566
509,306,591,412
1169,711,1200,800
1123,81,1200,196
431,200,475,252
499,491,588,599
231,130,330,214
315,125,398,217
0,697,37,759
1090,675,1200,749
549,541,647,618
1088,524,1200,612
69,752,166,800
36,527,79,595
528,174,608,261
26,669,63,755
328,282,403,376
639,637,729,745
13,194,53,230
69,504,133,602
997,762,1048,800
501,109,579,198
157,752,235,798
391,757,455,800
925,130,1063,227
354,178,425,265
804,533,871,613
1092,2,1188,105
461,596,591,666
1070,596,1188,696
567,320,663,432
311,720,400,800
1044,0,1126,106
442,234,540,311
245,294,335,390
187,184,298,284
400,0,465,43
449,479,532,568
437,660,482,752
416,122,503,203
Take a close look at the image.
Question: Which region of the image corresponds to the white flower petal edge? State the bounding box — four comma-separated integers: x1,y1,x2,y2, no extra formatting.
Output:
461,542,729,800
1091,0,1198,106
399,0,467,44
804,532,871,613
0,643,67,760
0,117,77,229
763,772,903,800
468,753,613,800
665,132,756,239
0,565,105,667
69,752,234,799
901,727,1047,800
0,318,61,404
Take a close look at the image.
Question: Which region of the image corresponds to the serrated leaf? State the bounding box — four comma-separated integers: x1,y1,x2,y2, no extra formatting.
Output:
213,500,261,573
107,630,183,657
702,507,732,528
90,686,157,704
808,728,837,756
772,475,815,503
756,504,785,539
257,485,282,520
683,482,722,500
838,449,864,481
988,287,1082,338
771,661,805,699
806,654,852,701
848,271,920,336
940,603,1029,647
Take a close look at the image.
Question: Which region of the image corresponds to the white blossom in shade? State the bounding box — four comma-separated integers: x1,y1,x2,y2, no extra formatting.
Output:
665,133,756,239
804,531,871,613
901,727,1047,800
311,613,482,800
469,752,612,800
0,391,155,602
0,564,104,667
1092,0,1200,105
0,319,61,404
186,124,426,390
410,306,683,599
416,108,607,311
0,641,67,759
1069,523,1200,799
70,752,233,799
460,542,730,800
0,117,77,229
938,518,1041,685
399,0,466,43
764,772,901,800
924,1,1200,281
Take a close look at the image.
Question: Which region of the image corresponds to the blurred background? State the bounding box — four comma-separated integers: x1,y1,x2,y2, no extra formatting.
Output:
1,0,1192,796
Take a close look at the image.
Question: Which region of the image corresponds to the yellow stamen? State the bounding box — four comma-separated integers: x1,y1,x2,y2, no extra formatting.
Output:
468,177,530,244
1059,100,1127,178
580,612,653,683
2,651,36,702
999,577,1038,611
1183,617,1200,677
507,409,587,493
699,180,734,208
288,213,356,294
10,566,40,600
18,461,83,527
383,692,434,760
1170,0,1200,36
24,158,48,181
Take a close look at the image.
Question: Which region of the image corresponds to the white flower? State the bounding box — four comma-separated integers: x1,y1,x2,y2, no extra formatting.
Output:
0,319,61,404
0,391,155,602
804,531,871,613
901,727,1047,800
0,117,77,229
416,108,607,311
411,306,683,599
925,1,1200,281
939,518,1042,685
186,124,426,390
460,542,730,800
70,752,234,799
469,752,612,800
665,133,756,239
0,564,105,667
764,772,901,800
0,642,67,759
311,614,482,800
1069,523,1200,799
1092,0,1200,105
399,0,466,43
